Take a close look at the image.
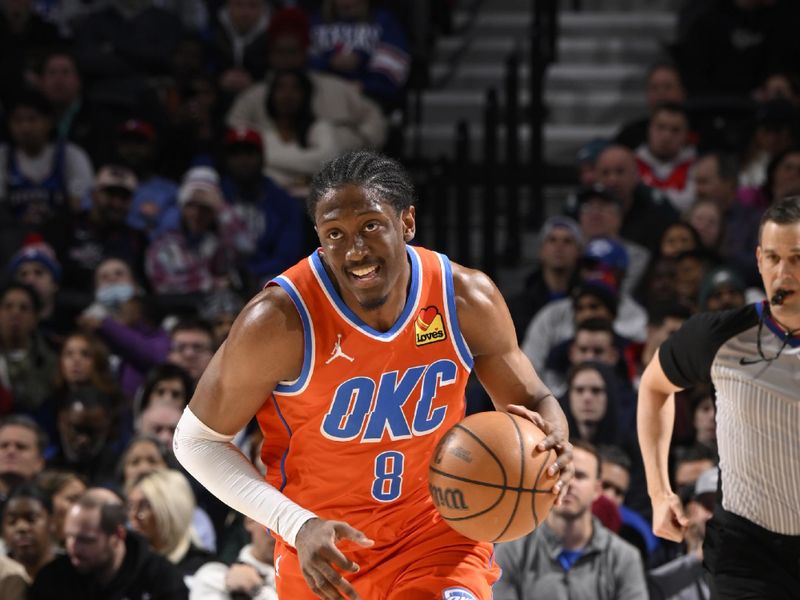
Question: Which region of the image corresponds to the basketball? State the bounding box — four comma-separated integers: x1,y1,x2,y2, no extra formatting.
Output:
428,411,559,543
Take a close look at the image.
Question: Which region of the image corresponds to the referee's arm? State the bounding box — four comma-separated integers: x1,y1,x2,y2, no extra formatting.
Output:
638,351,688,543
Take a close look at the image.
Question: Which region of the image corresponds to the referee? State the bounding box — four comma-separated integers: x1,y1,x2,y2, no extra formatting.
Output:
638,195,800,599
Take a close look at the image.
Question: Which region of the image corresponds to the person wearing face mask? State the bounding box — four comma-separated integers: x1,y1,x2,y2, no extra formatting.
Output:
77,258,170,405
42,164,148,311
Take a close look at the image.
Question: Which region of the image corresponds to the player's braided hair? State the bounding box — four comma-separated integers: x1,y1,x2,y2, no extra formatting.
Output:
306,150,416,220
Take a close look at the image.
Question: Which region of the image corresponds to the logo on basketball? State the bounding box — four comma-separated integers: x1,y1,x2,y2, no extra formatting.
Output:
415,306,447,346
429,484,469,510
443,588,477,600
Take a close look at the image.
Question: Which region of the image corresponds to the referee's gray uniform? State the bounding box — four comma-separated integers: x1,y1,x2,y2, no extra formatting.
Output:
659,302,800,600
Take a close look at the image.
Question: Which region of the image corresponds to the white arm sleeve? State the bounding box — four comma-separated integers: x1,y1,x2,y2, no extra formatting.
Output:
173,407,317,547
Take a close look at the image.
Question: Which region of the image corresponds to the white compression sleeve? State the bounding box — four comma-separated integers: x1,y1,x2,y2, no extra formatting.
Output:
173,407,317,547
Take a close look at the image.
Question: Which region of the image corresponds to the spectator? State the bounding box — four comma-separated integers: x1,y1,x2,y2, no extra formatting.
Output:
167,319,215,384
136,403,181,451
615,62,687,151
562,362,630,449
70,0,184,82
146,166,244,295
119,436,216,554
261,69,339,198
595,144,680,254
692,152,761,283
7,235,71,345
35,469,87,547
507,216,582,342
631,303,691,387
685,385,717,454
686,199,724,253
0,0,62,108
159,72,225,178
113,119,180,239
494,441,648,600
1,483,56,579
226,7,387,152
542,318,624,401
0,90,93,230
37,331,121,440
126,469,213,578
48,388,118,485
697,266,748,312
77,257,170,402
575,138,611,187
199,288,244,344
45,164,148,298
741,145,800,214
119,436,170,494
522,238,648,371
309,0,410,112
220,128,306,288
0,283,58,412
658,221,702,260
739,98,797,190
38,50,104,161
191,515,278,600
673,445,718,493
675,0,798,98
635,103,698,212
209,0,271,98
0,415,47,501
674,249,715,312
30,488,188,599
0,554,28,600
648,467,718,600
597,445,658,564
135,363,194,419
573,184,650,293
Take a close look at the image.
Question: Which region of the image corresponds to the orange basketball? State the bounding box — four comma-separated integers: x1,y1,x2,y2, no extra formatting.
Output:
428,411,559,542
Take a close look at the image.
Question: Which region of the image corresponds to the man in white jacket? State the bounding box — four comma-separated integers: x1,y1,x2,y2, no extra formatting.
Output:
190,516,277,600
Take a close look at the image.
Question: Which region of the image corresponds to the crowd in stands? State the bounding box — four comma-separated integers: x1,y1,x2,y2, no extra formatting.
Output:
0,0,798,598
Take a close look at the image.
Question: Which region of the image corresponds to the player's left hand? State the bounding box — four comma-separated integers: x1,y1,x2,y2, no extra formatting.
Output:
506,404,574,504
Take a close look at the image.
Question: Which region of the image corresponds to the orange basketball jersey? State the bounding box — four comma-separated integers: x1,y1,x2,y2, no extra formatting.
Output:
258,245,474,546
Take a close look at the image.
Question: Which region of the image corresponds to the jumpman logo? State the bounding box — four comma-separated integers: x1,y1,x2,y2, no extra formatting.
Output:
326,334,354,364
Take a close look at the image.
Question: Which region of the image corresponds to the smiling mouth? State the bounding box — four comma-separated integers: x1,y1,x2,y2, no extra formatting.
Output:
348,264,380,281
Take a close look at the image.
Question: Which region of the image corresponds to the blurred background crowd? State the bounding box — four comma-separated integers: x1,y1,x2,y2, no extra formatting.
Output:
0,0,797,598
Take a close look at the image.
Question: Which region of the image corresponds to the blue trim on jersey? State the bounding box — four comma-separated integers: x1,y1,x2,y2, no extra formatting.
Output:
441,254,474,369
272,276,313,393
270,394,292,491
310,246,421,339
759,301,800,347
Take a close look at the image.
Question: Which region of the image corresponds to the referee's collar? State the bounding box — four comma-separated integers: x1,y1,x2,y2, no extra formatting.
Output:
756,301,800,347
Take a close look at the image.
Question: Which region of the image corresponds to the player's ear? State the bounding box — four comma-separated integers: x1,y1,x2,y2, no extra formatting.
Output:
401,206,416,242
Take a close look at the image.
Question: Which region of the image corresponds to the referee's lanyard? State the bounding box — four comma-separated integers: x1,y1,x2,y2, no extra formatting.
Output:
739,301,799,366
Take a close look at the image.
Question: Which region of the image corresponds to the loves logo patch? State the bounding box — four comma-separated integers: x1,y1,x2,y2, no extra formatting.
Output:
415,306,447,346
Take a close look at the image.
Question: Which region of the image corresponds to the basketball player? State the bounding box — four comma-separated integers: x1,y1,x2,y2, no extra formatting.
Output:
638,195,800,599
173,151,574,600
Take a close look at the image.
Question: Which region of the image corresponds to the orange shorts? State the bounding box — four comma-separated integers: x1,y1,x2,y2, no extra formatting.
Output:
273,521,499,600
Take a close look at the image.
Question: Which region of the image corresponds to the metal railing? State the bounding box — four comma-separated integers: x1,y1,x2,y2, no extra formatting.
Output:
411,0,561,282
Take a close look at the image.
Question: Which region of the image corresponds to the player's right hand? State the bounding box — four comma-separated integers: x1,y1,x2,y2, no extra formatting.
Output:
295,518,374,600
651,492,688,542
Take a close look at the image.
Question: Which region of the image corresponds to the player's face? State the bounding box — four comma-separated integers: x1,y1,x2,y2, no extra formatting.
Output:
757,221,800,311
315,185,415,313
